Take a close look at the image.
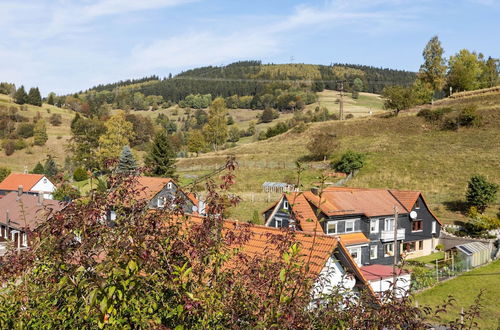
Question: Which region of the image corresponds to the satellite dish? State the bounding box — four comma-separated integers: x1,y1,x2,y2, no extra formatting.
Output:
410,211,417,220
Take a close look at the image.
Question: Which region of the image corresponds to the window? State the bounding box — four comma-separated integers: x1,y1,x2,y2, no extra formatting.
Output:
283,200,289,210
157,197,165,208
370,245,378,259
415,199,420,209
384,218,394,231
348,247,362,266
370,219,379,233
275,217,283,228
345,220,355,233
418,240,424,250
404,241,416,253
167,182,173,189
432,221,437,234
43,178,47,183
384,243,394,257
412,220,423,231
326,222,337,234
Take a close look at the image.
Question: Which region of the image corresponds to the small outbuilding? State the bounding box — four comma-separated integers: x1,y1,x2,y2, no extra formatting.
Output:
448,242,491,270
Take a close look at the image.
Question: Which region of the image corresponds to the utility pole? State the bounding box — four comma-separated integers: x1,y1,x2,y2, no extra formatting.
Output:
392,205,399,291
339,81,344,120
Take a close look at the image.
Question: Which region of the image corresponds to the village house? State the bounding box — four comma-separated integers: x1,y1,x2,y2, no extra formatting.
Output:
182,215,375,301
0,173,56,200
263,187,442,267
0,190,63,255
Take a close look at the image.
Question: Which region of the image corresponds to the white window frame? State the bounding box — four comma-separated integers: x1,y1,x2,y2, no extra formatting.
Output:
157,197,166,208
432,220,437,234
167,182,173,189
384,218,394,231
345,220,355,233
348,247,362,266
275,217,283,228
283,200,289,210
384,243,394,257
370,218,379,234
326,221,337,234
370,245,378,259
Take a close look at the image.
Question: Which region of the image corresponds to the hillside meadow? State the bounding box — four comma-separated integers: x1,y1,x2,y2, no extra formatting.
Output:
177,96,500,223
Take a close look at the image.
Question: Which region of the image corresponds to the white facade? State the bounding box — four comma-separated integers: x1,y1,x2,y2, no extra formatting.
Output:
31,176,56,199
313,257,357,299
367,273,411,298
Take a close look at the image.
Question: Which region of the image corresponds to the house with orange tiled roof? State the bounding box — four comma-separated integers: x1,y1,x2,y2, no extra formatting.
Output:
0,173,56,199
180,215,375,300
263,187,442,267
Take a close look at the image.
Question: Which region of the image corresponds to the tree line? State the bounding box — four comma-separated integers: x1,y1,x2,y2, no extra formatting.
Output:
383,36,499,115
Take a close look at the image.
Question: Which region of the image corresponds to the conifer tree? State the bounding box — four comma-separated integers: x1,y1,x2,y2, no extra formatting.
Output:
33,119,48,146
116,145,138,174
32,162,44,174
43,156,58,178
28,87,42,106
13,86,28,105
47,92,55,105
145,130,176,178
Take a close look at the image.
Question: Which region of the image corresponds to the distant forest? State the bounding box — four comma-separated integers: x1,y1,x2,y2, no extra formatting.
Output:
83,61,416,104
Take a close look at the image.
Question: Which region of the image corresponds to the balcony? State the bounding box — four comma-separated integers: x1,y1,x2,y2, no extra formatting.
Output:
380,228,405,242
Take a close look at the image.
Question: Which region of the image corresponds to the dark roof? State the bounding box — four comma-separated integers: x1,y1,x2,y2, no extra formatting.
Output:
0,192,63,231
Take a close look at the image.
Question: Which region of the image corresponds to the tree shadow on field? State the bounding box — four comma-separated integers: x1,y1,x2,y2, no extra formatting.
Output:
443,200,469,215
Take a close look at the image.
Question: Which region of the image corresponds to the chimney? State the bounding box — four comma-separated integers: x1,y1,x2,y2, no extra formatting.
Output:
17,185,23,197
311,187,320,196
37,192,44,205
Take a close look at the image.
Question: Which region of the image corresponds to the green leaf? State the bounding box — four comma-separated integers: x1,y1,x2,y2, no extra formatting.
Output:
279,269,286,282
107,286,116,299
100,297,108,314
127,260,138,273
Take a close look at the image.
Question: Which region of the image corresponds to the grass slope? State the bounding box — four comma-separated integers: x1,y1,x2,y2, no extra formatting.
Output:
0,94,75,172
414,259,500,329
177,92,500,223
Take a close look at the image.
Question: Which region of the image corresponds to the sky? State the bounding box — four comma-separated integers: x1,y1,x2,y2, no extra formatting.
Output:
1,0,499,95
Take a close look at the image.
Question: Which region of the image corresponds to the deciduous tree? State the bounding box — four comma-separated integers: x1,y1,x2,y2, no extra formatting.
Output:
419,36,447,92
203,97,228,151
447,49,483,92
97,111,134,166
33,119,48,146
466,174,498,213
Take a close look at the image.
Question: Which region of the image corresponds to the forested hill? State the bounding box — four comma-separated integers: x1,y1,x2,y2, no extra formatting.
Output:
139,61,416,103
81,61,416,104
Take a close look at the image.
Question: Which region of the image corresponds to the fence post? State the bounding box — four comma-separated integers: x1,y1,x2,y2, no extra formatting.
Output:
435,259,439,282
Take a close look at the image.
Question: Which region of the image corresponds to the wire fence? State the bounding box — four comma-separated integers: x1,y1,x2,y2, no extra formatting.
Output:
180,160,331,172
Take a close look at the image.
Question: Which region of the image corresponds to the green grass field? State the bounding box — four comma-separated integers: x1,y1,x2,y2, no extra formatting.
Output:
0,94,74,172
305,90,384,118
414,259,500,329
411,252,445,264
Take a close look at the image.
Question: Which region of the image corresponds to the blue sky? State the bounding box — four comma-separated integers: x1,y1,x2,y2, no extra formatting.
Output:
1,0,499,95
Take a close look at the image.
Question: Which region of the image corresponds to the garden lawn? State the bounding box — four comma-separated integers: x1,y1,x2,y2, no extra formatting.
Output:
414,259,500,329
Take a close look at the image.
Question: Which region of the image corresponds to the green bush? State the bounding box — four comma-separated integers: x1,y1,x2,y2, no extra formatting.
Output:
16,122,35,138
466,174,498,213
2,140,15,156
73,167,88,182
0,167,11,182
411,266,437,290
332,150,366,174
457,106,481,127
417,107,453,123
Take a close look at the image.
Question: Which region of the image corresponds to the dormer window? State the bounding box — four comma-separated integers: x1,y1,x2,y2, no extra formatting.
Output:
283,200,289,210
415,199,420,209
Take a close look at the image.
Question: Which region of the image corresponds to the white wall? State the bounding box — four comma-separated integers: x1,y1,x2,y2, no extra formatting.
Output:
31,176,55,199
368,274,411,298
313,257,356,299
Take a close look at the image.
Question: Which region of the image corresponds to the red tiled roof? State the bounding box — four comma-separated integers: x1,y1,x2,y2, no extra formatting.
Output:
285,193,322,232
388,190,420,212
308,187,406,217
133,176,173,200
0,173,45,192
360,264,410,281
0,192,64,231
338,232,370,246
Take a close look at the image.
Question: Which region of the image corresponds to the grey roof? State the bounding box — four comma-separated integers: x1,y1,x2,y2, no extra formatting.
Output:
455,242,489,256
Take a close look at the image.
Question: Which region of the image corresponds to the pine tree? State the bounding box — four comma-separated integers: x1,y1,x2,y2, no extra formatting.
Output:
33,119,48,146
47,92,55,105
32,162,44,174
145,131,176,178
13,86,28,105
44,156,58,178
116,145,138,174
28,87,42,106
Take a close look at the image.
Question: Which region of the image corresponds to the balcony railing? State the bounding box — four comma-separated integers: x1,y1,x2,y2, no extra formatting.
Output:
380,228,405,242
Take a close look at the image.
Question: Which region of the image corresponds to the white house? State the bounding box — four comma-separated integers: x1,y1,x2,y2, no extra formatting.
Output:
0,173,56,199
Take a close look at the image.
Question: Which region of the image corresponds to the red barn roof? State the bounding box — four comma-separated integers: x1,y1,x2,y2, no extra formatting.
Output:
0,173,45,192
